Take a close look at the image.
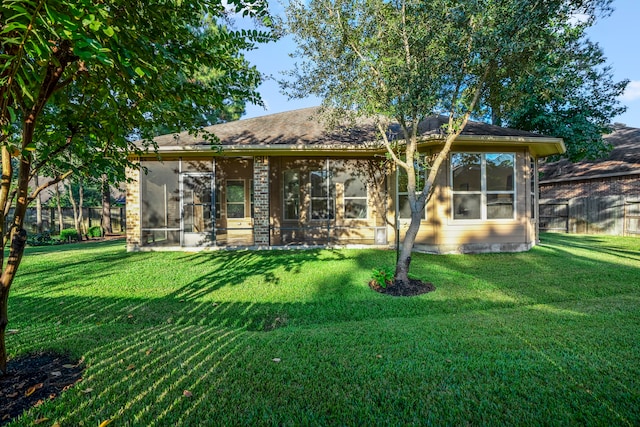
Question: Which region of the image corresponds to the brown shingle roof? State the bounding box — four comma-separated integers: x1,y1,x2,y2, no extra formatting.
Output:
539,125,640,182
152,106,551,148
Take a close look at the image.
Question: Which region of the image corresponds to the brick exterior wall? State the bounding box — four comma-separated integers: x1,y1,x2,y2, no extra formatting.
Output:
253,156,270,246
125,159,141,250
540,174,640,200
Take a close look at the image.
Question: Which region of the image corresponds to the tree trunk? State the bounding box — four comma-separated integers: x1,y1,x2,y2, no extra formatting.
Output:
77,181,84,239
0,125,33,374
394,209,423,285
0,229,27,374
55,184,64,234
35,175,43,233
66,180,81,240
101,175,112,235
0,284,8,374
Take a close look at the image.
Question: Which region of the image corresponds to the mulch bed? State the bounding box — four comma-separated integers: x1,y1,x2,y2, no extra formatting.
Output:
369,279,436,296
0,352,84,425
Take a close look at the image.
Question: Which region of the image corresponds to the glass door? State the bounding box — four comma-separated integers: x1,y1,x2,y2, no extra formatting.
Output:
181,173,214,247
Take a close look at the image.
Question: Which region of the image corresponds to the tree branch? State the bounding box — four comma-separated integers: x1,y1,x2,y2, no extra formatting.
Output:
376,122,407,170
28,170,73,202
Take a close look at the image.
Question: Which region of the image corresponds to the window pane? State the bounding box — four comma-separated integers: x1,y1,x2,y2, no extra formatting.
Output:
227,204,245,218
310,170,328,197
452,154,481,191
398,194,412,218
226,181,244,203
141,161,180,228
284,171,300,220
345,200,367,219
182,160,212,173
311,200,334,220
184,175,212,204
215,185,221,219
486,153,514,191
398,160,426,193
530,157,536,194
453,194,481,219
487,194,514,219
184,204,212,232
344,176,366,198
142,230,180,246
398,170,409,193
531,194,536,219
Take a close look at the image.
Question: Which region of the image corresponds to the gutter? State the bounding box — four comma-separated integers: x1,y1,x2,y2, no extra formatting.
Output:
132,134,565,159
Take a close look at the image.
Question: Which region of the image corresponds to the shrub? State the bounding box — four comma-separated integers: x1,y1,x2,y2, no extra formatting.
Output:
60,228,80,242
27,231,54,246
371,266,394,288
87,226,102,238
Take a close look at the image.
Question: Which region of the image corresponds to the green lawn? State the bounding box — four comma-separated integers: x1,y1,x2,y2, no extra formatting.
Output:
5,233,640,426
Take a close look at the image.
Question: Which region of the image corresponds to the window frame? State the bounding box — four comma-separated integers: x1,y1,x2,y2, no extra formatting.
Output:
396,159,427,221
343,176,368,220
450,152,517,221
226,179,246,219
309,169,335,221
283,170,301,220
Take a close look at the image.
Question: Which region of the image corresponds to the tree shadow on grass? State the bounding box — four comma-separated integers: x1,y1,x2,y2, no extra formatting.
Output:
5,237,640,424
539,233,640,262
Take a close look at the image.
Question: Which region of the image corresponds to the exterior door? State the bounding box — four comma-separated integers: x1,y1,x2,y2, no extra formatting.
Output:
222,179,254,245
181,173,213,247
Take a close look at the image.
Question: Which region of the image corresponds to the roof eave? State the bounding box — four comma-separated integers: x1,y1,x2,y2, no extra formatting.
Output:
131,135,565,159
418,134,566,158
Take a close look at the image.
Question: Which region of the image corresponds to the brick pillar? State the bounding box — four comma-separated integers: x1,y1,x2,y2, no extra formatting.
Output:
253,156,270,246
125,158,141,251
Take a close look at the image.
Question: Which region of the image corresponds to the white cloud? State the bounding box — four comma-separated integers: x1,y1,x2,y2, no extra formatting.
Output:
621,80,640,102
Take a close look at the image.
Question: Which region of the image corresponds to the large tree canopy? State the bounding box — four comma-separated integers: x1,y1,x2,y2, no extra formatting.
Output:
498,37,627,162
283,0,617,285
0,0,274,373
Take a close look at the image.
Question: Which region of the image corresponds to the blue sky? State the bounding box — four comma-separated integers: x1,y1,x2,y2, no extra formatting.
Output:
242,0,640,128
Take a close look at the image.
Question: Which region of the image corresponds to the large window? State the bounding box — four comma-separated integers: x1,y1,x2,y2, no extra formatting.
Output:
451,153,515,220
310,170,334,220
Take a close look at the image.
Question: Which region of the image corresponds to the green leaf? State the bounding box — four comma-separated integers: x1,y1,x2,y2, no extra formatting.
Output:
7,106,17,124
133,66,145,78
102,26,115,38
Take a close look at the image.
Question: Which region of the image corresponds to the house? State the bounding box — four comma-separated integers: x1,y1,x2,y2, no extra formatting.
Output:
538,125,640,235
539,125,640,199
125,107,565,253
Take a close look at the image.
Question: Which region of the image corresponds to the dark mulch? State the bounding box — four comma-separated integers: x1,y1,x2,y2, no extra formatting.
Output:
0,352,84,425
369,279,436,296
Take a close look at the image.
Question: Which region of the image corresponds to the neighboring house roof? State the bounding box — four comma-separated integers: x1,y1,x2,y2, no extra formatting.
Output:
144,106,565,158
539,125,640,183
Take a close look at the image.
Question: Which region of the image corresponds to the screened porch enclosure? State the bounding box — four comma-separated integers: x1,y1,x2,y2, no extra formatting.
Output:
138,156,390,248
269,157,390,246
139,158,254,247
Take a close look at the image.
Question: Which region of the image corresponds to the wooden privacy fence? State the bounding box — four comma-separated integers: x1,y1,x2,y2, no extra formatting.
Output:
15,206,126,235
540,196,640,236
